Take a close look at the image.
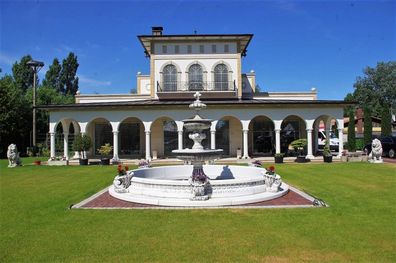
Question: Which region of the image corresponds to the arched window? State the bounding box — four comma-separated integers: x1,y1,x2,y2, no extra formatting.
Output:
188,64,203,91
163,64,177,91
214,63,228,90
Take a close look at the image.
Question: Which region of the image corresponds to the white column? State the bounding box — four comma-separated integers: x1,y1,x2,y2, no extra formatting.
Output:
112,131,119,162
242,129,249,159
275,129,280,153
49,132,56,160
306,128,314,159
178,130,183,150
338,128,344,157
210,130,216,150
145,131,151,161
63,132,69,160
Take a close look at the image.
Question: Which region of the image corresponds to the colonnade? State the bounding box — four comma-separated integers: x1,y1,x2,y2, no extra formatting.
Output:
50,115,343,162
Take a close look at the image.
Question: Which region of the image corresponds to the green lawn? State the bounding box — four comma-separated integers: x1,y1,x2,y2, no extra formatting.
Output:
1,159,395,262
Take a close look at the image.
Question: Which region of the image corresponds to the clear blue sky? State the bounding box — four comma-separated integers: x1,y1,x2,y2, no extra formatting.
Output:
1,0,395,99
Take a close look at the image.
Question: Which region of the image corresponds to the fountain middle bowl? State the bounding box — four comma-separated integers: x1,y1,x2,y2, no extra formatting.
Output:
172,148,223,162
183,120,212,131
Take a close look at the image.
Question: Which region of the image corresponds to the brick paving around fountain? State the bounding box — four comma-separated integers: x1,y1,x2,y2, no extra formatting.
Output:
72,185,318,209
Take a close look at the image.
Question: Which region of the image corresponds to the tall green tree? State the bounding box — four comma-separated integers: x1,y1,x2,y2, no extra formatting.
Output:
60,52,79,95
42,58,62,92
0,74,31,156
348,61,396,117
363,106,372,145
381,107,392,136
347,110,356,151
12,55,34,92
25,86,74,135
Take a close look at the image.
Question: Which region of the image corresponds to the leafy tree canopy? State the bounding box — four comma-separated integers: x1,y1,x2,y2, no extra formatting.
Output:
60,52,79,95
0,74,31,155
12,55,34,92
42,58,62,92
345,61,396,116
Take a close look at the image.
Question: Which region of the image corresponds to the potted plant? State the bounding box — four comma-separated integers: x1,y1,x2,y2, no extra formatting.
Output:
290,139,307,163
323,139,333,163
98,143,113,165
274,153,284,164
72,134,92,165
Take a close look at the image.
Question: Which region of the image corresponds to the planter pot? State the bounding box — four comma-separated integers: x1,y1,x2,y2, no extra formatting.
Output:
323,156,333,163
48,160,69,166
79,158,89,165
101,158,110,165
274,156,284,164
34,160,41,165
295,156,307,163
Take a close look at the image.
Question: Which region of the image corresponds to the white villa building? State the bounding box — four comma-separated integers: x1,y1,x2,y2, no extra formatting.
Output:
43,27,349,162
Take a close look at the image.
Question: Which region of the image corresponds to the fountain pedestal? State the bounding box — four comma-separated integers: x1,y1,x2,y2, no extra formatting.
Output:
172,92,223,200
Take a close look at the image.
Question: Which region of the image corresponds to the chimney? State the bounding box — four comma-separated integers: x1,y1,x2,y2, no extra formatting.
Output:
152,26,163,36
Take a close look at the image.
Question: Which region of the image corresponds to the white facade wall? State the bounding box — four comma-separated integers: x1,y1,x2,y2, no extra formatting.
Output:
153,42,237,55
139,77,151,95
154,54,239,97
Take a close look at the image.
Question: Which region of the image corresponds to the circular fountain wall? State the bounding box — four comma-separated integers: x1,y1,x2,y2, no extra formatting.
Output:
109,165,289,207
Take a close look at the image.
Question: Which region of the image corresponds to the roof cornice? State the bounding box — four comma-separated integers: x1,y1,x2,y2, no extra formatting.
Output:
138,34,254,57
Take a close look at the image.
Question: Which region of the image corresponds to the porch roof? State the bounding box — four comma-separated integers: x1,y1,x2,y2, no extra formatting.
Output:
37,99,355,111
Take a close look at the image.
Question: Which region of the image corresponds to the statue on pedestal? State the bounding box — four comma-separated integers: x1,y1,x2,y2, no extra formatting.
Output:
7,144,22,168
369,138,383,163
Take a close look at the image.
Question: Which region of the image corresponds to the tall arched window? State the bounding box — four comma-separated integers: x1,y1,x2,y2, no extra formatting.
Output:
214,63,228,90
163,64,177,91
188,64,203,91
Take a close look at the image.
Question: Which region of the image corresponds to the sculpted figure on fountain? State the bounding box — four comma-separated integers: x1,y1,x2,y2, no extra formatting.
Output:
113,171,134,193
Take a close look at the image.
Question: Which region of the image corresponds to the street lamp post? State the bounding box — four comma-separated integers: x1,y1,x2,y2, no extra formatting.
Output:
27,60,44,149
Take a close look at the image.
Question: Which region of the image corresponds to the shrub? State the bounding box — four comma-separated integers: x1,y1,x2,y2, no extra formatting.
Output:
355,138,365,151
290,139,307,156
323,139,332,157
347,110,356,151
73,134,92,159
97,143,113,157
363,107,372,145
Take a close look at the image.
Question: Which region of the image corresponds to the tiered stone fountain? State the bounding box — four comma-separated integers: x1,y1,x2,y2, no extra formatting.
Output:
109,92,289,207
172,92,223,200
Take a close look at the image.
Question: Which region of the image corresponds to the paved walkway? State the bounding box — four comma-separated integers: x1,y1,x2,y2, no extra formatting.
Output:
383,157,396,164
73,186,317,209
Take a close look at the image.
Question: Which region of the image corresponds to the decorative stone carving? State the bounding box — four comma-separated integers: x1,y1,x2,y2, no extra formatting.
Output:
189,165,210,200
369,138,383,163
262,172,282,193
113,171,134,193
7,144,22,168
190,179,210,201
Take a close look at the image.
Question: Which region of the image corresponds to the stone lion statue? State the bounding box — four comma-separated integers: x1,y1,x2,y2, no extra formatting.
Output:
7,144,22,168
369,138,383,163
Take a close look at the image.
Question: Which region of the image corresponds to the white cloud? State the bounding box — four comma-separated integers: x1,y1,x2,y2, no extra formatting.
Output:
0,52,17,66
78,74,111,86
275,0,303,14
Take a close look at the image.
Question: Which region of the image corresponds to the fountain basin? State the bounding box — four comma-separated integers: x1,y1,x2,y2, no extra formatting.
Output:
109,165,289,207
